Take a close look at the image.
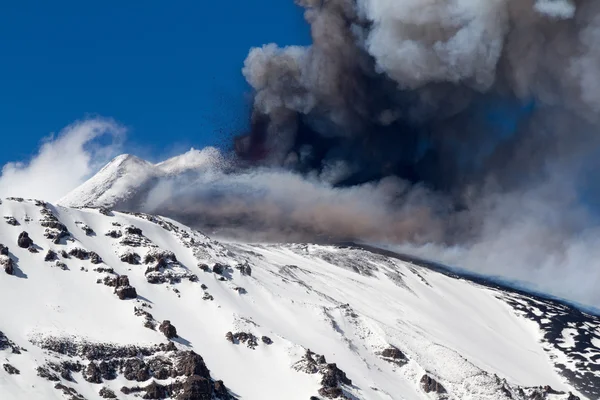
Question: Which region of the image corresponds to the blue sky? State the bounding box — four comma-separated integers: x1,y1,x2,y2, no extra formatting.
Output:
0,1,311,165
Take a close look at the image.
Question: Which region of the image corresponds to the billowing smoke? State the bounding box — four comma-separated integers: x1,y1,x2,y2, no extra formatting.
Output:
63,0,600,307
224,0,600,306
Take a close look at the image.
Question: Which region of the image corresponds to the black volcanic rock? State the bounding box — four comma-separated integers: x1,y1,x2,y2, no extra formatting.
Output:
178,376,212,400
1,256,14,275
84,362,103,384
99,387,117,398
213,380,229,399
159,320,178,339
176,351,210,378
420,374,446,394
17,231,33,248
45,249,57,262
3,363,20,375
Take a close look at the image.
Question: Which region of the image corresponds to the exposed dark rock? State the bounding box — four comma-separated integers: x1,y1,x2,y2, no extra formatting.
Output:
0,244,8,256
159,320,178,339
568,393,581,400
226,332,258,349
90,252,102,264
261,336,273,345
28,246,38,253
235,263,252,276
99,387,117,399
233,287,247,294
116,285,138,300
321,363,352,388
123,358,150,382
318,387,343,398
1,256,14,275
201,284,208,290
420,374,446,394
177,375,212,400
213,380,229,399
125,226,143,235
45,249,58,262
176,351,210,378
54,383,85,400
0,331,21,353
98,361,117,380
94,267,115,274
105,230,122,239
212,263,226,275
202,293,214,301
98,207,113,216
218,277,227,281
61,250,69,258
198,263,209,272
17,231,33,248
84,362,103,384
69,248,90,260
116,275,130,287
121,252,140,265
55,261,68,270
4,216,19,226
143,380,170,399
380,346,407,365
37,366,60,381
3,363,20,375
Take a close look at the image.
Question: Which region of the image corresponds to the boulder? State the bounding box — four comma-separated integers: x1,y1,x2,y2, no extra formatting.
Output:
420,374,446,394
44,249,57,262
17,231,33,248
1,257,14,275
159,320,178,339
116,286,137,300
0,244,8,256
99,387,117,399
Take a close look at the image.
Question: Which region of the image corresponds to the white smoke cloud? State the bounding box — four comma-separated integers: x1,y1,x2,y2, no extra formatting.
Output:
0,118,125,201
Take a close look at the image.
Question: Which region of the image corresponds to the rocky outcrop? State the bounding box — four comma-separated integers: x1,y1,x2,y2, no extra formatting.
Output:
45,249,58,262
380,346,408,366
17,231,33,248
225,331,258,349
4,216,19,226
159,320,178,339
1,255,14,275
116,285,137,300
0,244,8,256
3,363,20,375
84,362,103,384
120,251,140,265
99,387,117,399
294,350,352,399
421,374,446,394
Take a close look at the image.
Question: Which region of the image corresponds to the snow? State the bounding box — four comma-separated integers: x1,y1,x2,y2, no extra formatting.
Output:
0,198,592,399
58,148,222,208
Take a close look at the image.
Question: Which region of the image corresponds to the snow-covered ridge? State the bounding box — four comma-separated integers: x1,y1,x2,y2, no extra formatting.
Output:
0,197,597,399
58,148,223,209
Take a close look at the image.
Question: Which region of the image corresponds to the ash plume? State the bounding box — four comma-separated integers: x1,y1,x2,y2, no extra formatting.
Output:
219,0,600,305
66,0,600,306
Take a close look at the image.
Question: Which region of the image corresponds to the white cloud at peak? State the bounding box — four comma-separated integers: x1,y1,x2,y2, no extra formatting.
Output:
0,118,126,201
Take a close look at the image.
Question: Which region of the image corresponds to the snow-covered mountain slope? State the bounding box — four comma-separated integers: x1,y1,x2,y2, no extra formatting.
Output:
58,148,222,209
0,197,598,400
